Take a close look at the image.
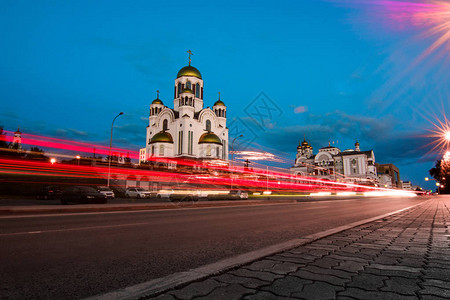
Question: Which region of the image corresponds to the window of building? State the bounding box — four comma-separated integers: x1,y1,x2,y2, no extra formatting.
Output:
205,120,211,132
178,131,183,154
159,145,164,156
163,119,168,131
186,81,191,89
195,83,200,98
188,131,193,155
151,146,155,155
177,82,182,97
216,147,219,158
206,145,211,156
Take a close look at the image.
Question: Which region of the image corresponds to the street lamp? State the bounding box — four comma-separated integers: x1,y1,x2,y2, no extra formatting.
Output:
107,112,124,187
76,155,81,165
230,134,243,161
425,176,440,194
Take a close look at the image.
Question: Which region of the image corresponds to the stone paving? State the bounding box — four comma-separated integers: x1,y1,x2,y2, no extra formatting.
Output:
147,197,450,300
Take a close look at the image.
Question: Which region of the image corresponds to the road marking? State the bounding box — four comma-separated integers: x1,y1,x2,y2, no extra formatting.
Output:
0,222,148,237
0,201,298,219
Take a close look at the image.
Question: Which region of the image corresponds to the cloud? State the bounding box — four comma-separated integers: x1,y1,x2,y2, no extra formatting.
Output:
293,106,307,114
257,110,435,168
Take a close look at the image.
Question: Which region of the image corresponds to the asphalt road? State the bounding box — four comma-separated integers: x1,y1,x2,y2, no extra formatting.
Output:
0,196,428,299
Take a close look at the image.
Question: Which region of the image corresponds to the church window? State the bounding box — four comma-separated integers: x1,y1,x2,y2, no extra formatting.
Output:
195,83,200,98
222,140,226,159
189,98,192,106
205,120,211,132
151,146,155,155
178,131,184,154
188,131,193,155
159,145,164,156
163,119,168,131
177,82,182,97
186,81,191,89
216,147,219,158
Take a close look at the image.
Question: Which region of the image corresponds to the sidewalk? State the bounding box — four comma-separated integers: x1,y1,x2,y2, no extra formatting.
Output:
148,197,450,300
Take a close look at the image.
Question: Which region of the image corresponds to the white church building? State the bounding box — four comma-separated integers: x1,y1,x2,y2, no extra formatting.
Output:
139,53,228,164
290,139,378,184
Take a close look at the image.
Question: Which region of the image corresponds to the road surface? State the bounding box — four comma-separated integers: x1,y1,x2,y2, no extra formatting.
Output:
0,196,427,299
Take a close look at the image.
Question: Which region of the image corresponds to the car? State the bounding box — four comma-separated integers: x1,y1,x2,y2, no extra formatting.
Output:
228,190,249,200
97,186,115,198
60,186,107,204
156,189,208,201
125,187,152,198
36,185,62,200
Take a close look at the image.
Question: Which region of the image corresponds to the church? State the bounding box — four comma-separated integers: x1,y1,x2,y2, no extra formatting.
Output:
290,139,378,184
139,52,228,164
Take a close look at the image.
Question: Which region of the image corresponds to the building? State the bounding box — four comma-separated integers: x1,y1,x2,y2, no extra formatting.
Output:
290,139,378,184
401,180,412,190
140,53,228,165
375,163,401,188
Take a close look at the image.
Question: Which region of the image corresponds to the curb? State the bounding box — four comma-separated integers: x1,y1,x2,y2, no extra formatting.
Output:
85,199,430,300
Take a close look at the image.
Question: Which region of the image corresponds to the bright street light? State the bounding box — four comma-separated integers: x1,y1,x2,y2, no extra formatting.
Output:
445,131,450,141
76,155,81,165
50,158,56,164
107,112,124,187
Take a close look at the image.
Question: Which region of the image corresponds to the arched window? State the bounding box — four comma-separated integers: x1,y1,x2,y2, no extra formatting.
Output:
205,120,211,132
163,119,168,131
177,82,182,97
186,81,191,89
216,147,219,157
195,83,200,98
189,98,192,106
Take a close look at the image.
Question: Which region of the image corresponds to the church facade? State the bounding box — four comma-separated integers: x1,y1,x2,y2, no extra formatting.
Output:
139,54,228,164
290,139,378,184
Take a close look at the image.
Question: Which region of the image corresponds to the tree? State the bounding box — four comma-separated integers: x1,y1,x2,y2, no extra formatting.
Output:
0,126,9,149
429,159,450,194
26,147,48,161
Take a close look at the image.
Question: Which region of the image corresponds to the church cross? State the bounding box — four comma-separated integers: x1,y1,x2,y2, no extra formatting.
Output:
218,91,220,100
156,90,160,99
187,50,193,65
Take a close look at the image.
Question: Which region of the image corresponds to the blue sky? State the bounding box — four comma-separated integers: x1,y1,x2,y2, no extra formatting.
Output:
1,0,449,190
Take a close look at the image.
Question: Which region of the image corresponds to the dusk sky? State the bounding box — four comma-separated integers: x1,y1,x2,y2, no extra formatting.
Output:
1,0,449,190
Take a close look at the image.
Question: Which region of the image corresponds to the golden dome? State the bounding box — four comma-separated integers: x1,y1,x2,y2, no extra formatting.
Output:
152,98,163,105
181,87,194,94
177,65,202,79
214,100,225,106
150,131,173,144
198,132,222,145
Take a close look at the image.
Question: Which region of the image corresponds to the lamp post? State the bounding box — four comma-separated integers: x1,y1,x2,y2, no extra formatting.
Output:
107,112,123,187
76,155,81,165
230,134,243,161
230,135,243,190
425,177,441,194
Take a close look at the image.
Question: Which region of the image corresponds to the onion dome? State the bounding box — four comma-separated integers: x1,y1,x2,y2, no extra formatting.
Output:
214,100,225,106
152,98,163,105
177,65,202,79
150,131,173,144
152,90,163,105
181,87,194,94
15,127,21,134
198,132,222,145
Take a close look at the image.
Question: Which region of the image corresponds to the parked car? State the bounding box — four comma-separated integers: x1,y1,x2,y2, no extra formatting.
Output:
156,189,208,201
36,185,62,200
228,190,249,200
60,186,107,204
97,186,115,198
125,187,152,198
